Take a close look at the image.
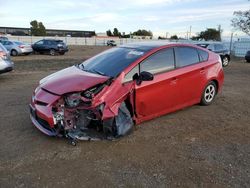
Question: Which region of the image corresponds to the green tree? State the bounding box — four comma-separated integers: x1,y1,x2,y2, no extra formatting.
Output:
133,29,153,36
106,29,112,36
30,20,46,36
231,9,250,35
194,28,221,41
170,35,178,40
113,28,119,36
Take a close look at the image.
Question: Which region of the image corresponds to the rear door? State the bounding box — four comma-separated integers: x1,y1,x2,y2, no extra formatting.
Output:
174,47,209,106
134,48,181,120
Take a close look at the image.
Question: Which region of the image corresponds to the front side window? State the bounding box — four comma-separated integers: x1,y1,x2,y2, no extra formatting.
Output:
140,48,175,74
175,47,200,67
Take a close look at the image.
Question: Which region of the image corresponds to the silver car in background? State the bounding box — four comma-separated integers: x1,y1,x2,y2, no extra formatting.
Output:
0,43,14,74
0,40,33,56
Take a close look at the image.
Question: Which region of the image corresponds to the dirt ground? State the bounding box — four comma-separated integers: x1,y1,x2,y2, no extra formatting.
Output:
0,46,250,188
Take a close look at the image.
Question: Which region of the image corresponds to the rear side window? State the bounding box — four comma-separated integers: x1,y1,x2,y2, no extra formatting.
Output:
198,49,209,61
175,47,200,67
140,48,175,74
36,40,44,45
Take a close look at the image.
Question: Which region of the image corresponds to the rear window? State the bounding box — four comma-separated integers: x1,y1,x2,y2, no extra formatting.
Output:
14,41,24,45
175,47,200,67
197,44,209,48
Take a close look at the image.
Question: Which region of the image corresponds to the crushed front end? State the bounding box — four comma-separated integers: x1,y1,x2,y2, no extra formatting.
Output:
30,77,133,145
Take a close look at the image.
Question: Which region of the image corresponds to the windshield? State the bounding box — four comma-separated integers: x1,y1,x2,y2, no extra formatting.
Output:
79,47,145,77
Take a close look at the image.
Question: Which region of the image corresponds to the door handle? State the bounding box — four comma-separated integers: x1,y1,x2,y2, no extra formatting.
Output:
170,77,178,84
200,68,205,74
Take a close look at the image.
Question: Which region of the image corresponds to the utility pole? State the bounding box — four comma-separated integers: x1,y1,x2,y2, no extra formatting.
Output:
189,26,192,39
229,32,233,55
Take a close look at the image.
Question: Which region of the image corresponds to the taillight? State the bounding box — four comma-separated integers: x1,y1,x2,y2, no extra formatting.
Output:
0,51,7,59
19,45,25,48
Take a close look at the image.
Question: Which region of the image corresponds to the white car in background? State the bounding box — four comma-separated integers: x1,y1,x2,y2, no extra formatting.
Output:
0,43,14,74
0,40,33,56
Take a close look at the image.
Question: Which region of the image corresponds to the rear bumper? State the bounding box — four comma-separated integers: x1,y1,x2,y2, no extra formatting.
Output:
58,48,68,53
20,48,33,54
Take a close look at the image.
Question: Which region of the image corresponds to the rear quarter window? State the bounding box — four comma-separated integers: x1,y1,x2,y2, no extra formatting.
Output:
198,49,209,61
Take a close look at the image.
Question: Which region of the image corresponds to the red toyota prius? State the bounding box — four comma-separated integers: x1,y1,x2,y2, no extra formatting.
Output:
30,42,224,144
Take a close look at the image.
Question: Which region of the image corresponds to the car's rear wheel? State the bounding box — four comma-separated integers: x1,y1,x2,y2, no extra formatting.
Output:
49,49,56,56
59,52,65,55
200,81,217,106
222,56,229,67
11,49,18,56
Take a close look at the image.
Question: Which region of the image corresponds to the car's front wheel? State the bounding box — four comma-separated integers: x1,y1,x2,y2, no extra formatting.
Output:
200,81,217,106
222,56,229,67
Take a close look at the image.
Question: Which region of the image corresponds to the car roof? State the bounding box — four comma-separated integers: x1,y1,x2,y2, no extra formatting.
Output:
43,39,63,42
120,41,196,51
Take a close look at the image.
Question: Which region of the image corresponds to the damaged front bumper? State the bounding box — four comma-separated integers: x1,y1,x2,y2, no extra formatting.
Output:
29,86,133,144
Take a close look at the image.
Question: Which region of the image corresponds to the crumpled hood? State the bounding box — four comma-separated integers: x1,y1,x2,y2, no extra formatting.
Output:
40,66,109,95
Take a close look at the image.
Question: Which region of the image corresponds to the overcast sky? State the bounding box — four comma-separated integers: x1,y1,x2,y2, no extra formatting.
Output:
0,0,249,38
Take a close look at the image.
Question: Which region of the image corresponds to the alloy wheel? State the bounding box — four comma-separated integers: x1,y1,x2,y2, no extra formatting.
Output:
204,84,216,103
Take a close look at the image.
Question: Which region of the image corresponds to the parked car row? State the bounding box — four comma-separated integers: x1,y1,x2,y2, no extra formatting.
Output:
195,42,231,67
0,37,69,56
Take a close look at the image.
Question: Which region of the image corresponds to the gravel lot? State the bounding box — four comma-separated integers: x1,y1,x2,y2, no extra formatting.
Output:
0,46,250,188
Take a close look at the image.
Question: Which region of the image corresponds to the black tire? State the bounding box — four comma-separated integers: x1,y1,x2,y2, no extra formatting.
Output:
222,56,229,67
49,49,56,56
11,49,18,56
59,52,65,55
200,81,217,106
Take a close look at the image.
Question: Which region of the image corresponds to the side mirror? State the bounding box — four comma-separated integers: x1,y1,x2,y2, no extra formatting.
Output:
140,71,154,81
133,71,154,85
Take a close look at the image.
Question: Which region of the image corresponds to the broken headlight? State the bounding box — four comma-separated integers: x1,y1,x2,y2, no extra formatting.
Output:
65,93,81,107
82,84,105,99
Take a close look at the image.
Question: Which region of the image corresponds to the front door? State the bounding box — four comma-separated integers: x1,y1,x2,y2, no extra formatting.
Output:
135,48,181,121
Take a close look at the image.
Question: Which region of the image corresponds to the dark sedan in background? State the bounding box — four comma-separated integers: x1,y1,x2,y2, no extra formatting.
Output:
32,39,68,55
245,51,250,63
196,42,230,67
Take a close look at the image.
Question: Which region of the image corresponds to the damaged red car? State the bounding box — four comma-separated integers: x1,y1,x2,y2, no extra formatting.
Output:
30,42,224,144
